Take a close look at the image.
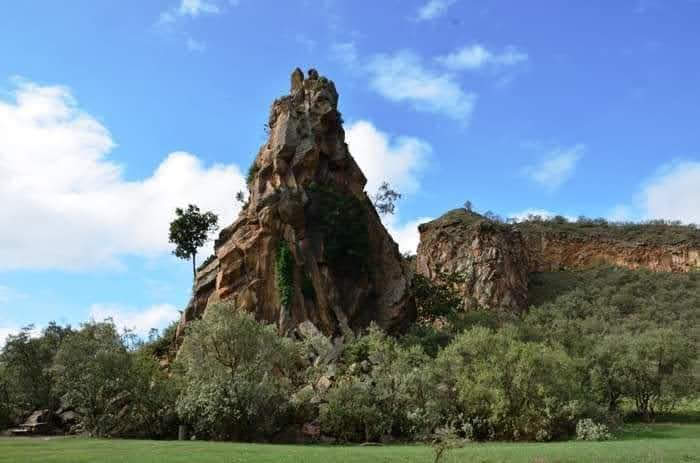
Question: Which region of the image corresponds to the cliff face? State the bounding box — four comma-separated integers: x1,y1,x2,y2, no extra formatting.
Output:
416,210,700,312
416,209,530,313
178,69,414,337
523,232,700,273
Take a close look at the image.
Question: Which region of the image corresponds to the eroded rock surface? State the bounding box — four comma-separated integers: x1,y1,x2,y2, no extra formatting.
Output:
416,209,700,312
416,209,529,312
178,68,414,338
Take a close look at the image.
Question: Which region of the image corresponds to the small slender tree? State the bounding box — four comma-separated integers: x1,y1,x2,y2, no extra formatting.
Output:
372,182,401,216
168,204,219,278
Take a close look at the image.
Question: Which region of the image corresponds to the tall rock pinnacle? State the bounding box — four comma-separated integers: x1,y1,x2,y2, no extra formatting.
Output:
178,68,415,337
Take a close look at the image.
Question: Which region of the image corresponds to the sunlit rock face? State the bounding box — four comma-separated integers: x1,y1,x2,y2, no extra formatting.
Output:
178,68,415,338
416,209,700,312
416,209,530,313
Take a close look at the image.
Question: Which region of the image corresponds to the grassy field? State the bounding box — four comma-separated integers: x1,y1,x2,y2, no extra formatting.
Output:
1,423,698,463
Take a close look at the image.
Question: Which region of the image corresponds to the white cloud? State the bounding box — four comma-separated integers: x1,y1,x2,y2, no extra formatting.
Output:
186,37,206,52
382,214,433,254
0,79,246,270
344,120,431,253
436,44,528,71
366,50,477,122
345,120,430,195
159,0,233,24
416,0,457,21
640,161,700,224
89,303,180,336
331,42,359,68
523,144,584,191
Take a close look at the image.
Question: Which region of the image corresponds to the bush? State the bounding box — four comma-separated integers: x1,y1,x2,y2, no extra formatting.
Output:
435,326,588,441
320,326,438,442
576,418,612,441
175,303,301,440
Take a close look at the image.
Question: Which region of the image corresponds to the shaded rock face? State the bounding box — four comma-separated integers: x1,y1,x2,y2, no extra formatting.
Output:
416,209,529,313
178,68,414,337
416,209,700,312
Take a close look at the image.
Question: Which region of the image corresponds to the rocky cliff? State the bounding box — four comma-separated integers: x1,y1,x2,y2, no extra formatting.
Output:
416,209,529,313
178,68,414,338
416,209,700,312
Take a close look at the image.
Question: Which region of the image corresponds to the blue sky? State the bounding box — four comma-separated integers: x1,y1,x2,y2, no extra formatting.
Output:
1,0,699,341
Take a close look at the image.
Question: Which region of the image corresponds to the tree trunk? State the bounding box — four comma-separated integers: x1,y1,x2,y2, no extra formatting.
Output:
192,252,196,279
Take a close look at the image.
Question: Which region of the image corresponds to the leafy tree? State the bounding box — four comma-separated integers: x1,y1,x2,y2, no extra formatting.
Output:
52,321,132,436
0,323,72,417
463,200,473,212
175,302,300,440
168,204,219,278
372,181,401,216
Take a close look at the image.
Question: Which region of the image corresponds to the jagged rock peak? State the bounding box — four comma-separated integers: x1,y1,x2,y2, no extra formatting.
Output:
179,68,414,339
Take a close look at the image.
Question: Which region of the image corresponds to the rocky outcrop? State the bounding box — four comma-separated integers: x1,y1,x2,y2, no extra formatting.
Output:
178,68,414,338
523,232,700,273
416,209,700,312
416,209,529,313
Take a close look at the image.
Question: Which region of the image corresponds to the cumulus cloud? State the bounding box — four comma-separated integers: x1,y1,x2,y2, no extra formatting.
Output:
640,161,700,224
436,44,528,71
343,120,432,253
382,214,433,255
366,51,477,122
0,79,246,270
89,303,180,336
523,144,584,191
159,0,222,23
345,120,430,195
416,0,457,21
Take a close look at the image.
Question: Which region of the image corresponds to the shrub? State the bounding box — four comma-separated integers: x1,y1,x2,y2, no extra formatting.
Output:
275,240,295,307
575,418,612,441
435,326,587,441
175,303,300,440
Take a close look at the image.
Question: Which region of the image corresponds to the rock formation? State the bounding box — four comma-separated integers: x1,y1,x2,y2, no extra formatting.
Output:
416,209,529,313
416,209,700,312
178,68,414,338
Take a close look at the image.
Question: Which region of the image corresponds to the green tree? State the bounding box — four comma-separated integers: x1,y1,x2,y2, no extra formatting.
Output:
168,204,219,278
372,181,401,216
52,321,132,436
0,323,72,417
175,302,300,440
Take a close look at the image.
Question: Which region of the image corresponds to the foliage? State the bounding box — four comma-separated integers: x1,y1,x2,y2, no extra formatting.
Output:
52,321,133,436
51,320,177,438
175,302,301,440
246,161,259,184
142,321,179,359
308,184,369,275
321,326,437,442
430,425,464,463
372,181,401,216
0,323,72,421
525,267,700,419
275,240,295,307
576,419,612,441
168,204,219,277
517,214,700,247
412,274,461,322
435,326,588,441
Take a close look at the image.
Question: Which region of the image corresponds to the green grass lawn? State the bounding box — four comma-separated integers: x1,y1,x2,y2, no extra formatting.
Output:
1,423,698,463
